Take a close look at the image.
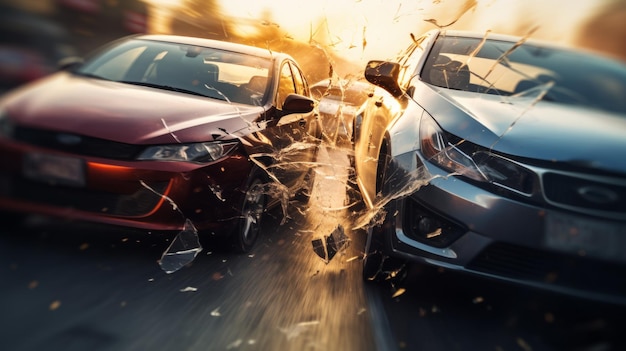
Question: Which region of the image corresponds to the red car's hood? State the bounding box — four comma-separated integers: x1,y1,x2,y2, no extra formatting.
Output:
3,73,265,144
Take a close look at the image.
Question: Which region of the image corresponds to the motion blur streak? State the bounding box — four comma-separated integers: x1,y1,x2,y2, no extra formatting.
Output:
213,0,624,67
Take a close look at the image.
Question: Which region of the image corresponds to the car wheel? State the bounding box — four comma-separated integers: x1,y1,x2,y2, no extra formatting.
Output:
232,175,267,253
362,225,385,281
362,223,408,283
362,145,407,282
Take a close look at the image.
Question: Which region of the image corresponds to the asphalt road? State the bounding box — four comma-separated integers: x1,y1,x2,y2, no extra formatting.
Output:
1,145,625,351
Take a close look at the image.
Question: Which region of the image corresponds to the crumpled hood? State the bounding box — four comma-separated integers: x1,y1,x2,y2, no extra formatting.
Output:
420,87,626,175
3,73,265,144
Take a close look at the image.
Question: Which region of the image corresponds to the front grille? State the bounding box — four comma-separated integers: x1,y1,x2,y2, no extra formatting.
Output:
14,126,143,160
3,175,168,216
543,172,626,214
467,242,626,297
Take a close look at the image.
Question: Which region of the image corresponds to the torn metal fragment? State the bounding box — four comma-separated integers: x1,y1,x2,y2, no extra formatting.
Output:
311,225,350,263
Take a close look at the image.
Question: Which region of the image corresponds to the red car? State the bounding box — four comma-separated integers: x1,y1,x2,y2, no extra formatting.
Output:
0,34,319,252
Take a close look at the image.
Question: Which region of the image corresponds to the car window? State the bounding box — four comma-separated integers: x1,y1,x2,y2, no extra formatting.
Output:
276,62,296,109
85,45,148,81
290,62,307,96
77,39,272,104
421,36,626,114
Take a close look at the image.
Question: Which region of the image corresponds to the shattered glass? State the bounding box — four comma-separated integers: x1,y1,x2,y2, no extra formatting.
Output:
158,219,203,274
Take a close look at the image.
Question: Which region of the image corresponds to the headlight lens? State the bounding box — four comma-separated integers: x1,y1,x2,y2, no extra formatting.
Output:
419,113,534,195
419,113,487,181
137,141,238,163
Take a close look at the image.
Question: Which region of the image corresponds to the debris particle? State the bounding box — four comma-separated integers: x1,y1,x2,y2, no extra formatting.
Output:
148,278,155,282
472,296,484,304
392,288,406,298
158,219,203,274
211,307,221,317
28,281,38,289
279,321,320,340
311,225,350,263
212,272,224,280
79,243,89,251
180,286,198,292
49,300,61,311
226,339,242,349
516,337,533,351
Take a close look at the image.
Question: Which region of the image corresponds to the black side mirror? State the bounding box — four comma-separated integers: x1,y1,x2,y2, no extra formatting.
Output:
282,93,315,114
57,56,84,71
364,60,402,97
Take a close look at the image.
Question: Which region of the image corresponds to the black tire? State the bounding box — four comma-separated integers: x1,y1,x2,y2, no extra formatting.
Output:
362,225,385,281
375,145,389,198
231,176,267,253
362,146,407,283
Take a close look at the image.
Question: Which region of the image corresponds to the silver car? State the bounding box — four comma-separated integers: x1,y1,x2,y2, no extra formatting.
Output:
354,29,626,305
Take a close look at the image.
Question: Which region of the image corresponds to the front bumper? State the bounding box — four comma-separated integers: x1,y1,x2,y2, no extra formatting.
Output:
381,156,626,305
0,138,251,234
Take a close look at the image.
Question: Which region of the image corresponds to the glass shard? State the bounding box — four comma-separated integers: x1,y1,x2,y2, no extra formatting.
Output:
158,219,203,274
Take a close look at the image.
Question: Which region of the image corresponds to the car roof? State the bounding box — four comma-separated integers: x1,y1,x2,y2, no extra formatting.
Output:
133,34,290,61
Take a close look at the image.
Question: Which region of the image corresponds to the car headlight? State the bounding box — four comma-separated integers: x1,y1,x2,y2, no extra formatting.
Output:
419,113,534,195
419,113,487,181
137,141,238,163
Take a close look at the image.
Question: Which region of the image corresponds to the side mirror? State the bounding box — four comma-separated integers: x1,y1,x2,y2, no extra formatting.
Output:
57,56,84,71
364,60,403,97
282,93,315,114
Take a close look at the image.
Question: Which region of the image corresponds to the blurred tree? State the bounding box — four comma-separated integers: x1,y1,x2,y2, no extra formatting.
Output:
575,0,626,62
170,0,230,39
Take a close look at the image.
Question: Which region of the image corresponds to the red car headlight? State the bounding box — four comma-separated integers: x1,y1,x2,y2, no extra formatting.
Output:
137,141,238,163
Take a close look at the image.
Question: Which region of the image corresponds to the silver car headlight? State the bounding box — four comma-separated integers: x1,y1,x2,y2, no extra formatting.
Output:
419,113,534,195
419,113,487,182
137,141,238,163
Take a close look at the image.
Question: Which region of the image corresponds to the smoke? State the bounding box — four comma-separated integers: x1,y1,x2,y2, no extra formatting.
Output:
218,0,619,70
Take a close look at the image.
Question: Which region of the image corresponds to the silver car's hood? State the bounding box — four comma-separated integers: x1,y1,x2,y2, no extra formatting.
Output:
421,87,626,174
2,73,265,144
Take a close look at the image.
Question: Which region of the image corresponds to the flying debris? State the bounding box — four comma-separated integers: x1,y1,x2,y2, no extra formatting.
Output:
158,219,203,274
311,225,350,263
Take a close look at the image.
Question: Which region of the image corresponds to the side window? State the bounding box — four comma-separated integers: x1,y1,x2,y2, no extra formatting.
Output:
277,63,296,109
290,62,307,96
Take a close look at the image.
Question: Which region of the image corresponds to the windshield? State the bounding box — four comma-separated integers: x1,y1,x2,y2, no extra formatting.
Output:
422,35,626,114
77,38,272,105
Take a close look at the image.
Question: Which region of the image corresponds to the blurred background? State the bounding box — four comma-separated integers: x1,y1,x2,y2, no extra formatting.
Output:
1,0,625,93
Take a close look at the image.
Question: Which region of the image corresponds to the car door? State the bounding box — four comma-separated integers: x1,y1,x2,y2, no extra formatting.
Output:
355,36,433,207
267,60,317,190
